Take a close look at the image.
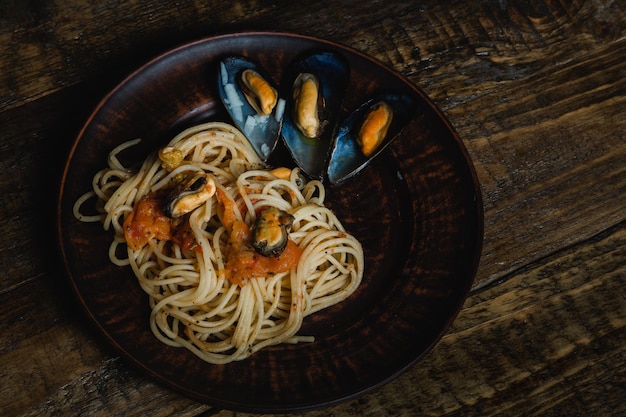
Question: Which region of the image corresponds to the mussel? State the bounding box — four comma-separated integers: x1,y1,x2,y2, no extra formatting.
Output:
280,51,349,179
218,51,419,186
163,171,216,218
251,206,294,258
291,72,325,139
357,101,393,157
218,56,283,161
240,68,278,116
327,93,417,185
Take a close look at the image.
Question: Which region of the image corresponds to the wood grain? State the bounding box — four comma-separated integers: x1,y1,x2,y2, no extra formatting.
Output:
207,221,626,417
1,0,625,415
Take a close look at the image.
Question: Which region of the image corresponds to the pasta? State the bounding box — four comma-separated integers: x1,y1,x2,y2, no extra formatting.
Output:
74,122,364,364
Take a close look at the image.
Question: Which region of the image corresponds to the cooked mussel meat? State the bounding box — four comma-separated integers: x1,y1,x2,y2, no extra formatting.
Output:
357,101,393,157
268,167,305,188
239,68,278,116
163,171,216,218
251,206,294,258
292,72,325,139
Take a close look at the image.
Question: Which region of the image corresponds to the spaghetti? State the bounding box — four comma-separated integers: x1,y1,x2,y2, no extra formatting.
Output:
74,122,364,364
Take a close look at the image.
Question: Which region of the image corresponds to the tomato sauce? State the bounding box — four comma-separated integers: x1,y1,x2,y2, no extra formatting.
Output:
224,220,302,286
216,188,240,229
123,195,301,285
123,198,172,251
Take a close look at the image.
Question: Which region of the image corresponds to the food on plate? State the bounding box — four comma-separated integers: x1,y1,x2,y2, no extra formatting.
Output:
239,68,279,116
327,93,417,184
357,101,393,157
291,72,324,139
278,50,349,179
218,56,283,162
73,122,364,364
219,52,416,185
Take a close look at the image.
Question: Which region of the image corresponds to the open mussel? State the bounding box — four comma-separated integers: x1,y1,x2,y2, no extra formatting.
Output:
251,206,294,257
163,171,216,218
280,51,349,179
240,68,278,116
218,56,284,161
217,52,419,186
327,93,417,185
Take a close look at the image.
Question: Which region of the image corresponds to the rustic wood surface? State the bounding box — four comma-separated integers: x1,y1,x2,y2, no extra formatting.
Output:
1,0,624,416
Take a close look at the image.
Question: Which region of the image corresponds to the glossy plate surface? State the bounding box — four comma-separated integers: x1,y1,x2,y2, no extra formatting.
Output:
58,32,483,413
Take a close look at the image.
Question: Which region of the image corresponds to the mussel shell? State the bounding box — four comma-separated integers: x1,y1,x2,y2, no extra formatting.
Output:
218,56,283,162
251,207,294,258
280,51,349,179
327,93,417,185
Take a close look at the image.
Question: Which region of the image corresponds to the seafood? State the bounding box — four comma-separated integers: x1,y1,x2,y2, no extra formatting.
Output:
163,171,216,218
291,72,324,138
251,206,295,257
218,56,283,161
268,167,306,188
280,51,349,179
158,146,184,171
218,52,418,185
327,93,417,185
357,101,393,157
239,68,278,116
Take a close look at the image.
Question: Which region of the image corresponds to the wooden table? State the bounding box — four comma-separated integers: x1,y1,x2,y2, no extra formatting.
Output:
1,1,624,416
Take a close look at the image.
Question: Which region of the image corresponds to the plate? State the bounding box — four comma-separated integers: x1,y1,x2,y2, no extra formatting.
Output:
57,32,483,412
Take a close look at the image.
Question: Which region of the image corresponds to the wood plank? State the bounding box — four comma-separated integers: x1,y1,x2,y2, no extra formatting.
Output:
2,0,624,290
326,2,626,287
0,236,214,416
453,38,626,287
1,0,624,415
411,221,626,417
0,84,100,292
220,221,625,417
3,1,625,112
3,221,623,415
0,0,278,110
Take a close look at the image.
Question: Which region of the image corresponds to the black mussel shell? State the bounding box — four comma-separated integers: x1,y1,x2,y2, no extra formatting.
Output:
327,93,417,185
218,56,283,162
280,51,349,179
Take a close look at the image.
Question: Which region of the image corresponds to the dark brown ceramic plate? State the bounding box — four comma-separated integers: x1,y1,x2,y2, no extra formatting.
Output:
58,32,483,413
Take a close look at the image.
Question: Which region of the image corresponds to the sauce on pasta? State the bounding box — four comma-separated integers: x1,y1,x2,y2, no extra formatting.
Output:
74,122,364,364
